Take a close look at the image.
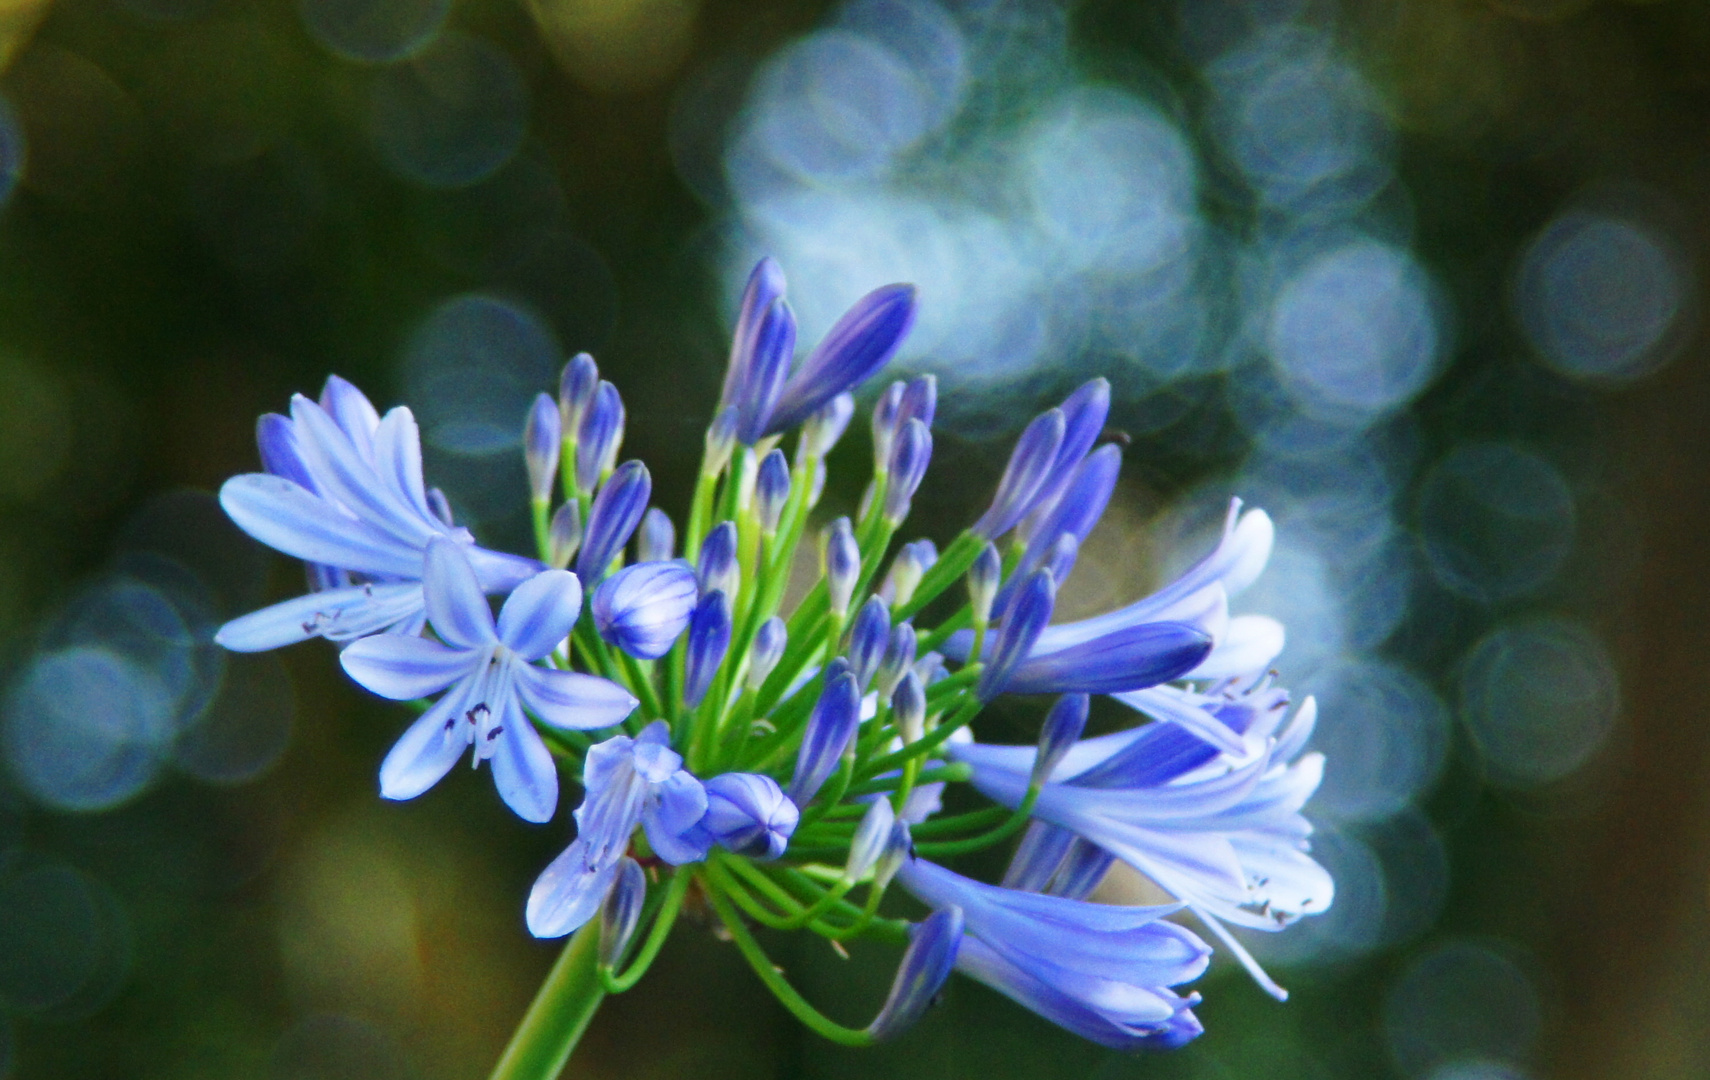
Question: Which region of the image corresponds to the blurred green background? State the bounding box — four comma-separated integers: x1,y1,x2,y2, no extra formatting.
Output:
0,0,1707,1077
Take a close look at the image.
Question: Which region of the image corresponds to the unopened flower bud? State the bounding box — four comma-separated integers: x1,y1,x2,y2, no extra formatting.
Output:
525,392,561,503
978,568,1055,703
883,418,931,524
748,617,786,690
548,500,582,569
873,621,916,700
823,517,859,618
845,796,895,882
637,507,675,563
575,381,625,495
577,460,650,583
891,670,925,745
897,374,936,430
684,590,733,709
559,352,599,432
968,541,1001,626
871,818,912,891
1032,693,1089,787
592,560,697,660
755,449,790,535
704,405,739,477
599,857,646,968
788,665,859,806
697,521,739,599
846,596,891,691
865,905,961,1043
808,459,827,508
878,540,936,609
871,380,905,473
798,392,854,464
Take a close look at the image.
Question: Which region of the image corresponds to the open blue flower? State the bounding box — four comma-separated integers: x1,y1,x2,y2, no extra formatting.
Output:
528,722,711,938
216,377,539,652
952,682,1329,999
896,856,1209,1050
340,537,638,824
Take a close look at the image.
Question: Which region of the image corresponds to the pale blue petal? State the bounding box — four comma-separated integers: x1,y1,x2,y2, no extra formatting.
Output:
424,537,498,649
371,405,437,522
463,544,546,593
643,771,709,865
496,569,583,660
319,374,381,457
215,582,422,651
490,693,558,823
378,681,474,801
1111,688,1247,756
220,474,422,578
340,633,479,700
512,663,638,730
290,395,435,545
527,840,619,939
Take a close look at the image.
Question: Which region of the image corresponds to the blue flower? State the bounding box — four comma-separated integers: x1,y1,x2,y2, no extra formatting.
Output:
952,682,1330,999
339,537,639,823
527,722,711,938
896,856,1210,1050
216,377,538,652
762,279,918,436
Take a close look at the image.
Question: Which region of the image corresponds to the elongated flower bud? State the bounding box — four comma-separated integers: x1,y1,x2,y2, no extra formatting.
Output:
704,405,738,477
788,667,860,806
575,381,625,495
968,541,1001,627
878,540,936,609
865,906,962,1042
845,796,895,882
823,517,859,619
1017,445,1120,579
748,616,786,690
637,507,675,563
892,669,926,745
577,460,650,582
548,500,582,569
697,520,739,599
683,590,733,709
721,257,787,407
599,857,647,968
973,407,1064,539
798,392,855,463
525,393,561,503
846,595,891,691
872,818,912,891
734,297,797,445
899,374,936,428
696,772,797,859
592,560,697,659
755,449,790,535
765,283,917,436
874,621,916,699
883,418,932,524
1027,377,1110,520
871,381,905,473
559,352,600,433
1032,693,1089,787
979,568,1055,702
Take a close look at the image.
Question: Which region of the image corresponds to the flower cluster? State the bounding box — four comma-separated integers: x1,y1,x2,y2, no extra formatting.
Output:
215,257,1331,1053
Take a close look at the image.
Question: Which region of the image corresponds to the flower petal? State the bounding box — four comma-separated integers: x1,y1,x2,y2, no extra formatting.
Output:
496,569,583,660
371,405,436,523
527,840,619,939
215,582,422,652
642,771,710,865
220,473,422,578
424,537,498,649
489,694,558,823
340,633,479,700
290,394,435,546
378,682,474,801
512,663,638,730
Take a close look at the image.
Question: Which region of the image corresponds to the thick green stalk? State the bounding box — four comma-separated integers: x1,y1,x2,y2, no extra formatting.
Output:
488,923,606,1080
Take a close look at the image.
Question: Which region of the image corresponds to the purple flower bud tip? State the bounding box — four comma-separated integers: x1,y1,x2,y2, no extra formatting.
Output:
525,393,562,503
599,857,647,967
824,517,860,618
846,796,895,881
968,542,1001,625
1032,694,1090,786
704,405,739,476
577,460,651,583
788,670,860,806
683,590,733,709
548,501,582,569
748,616,787,690
866,905,962,1042
884,418,932,523
559,352,600,432
575,382,625,495
979,568,1056,703
697,520,739,600
698,772,798,860
847,595,891,690
755,449,790,534
638,506,675,563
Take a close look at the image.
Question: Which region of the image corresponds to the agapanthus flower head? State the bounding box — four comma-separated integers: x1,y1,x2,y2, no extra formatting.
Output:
213,258,1332,1062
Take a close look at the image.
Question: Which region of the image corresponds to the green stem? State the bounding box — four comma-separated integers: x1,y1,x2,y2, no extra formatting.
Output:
487,923,606,1080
